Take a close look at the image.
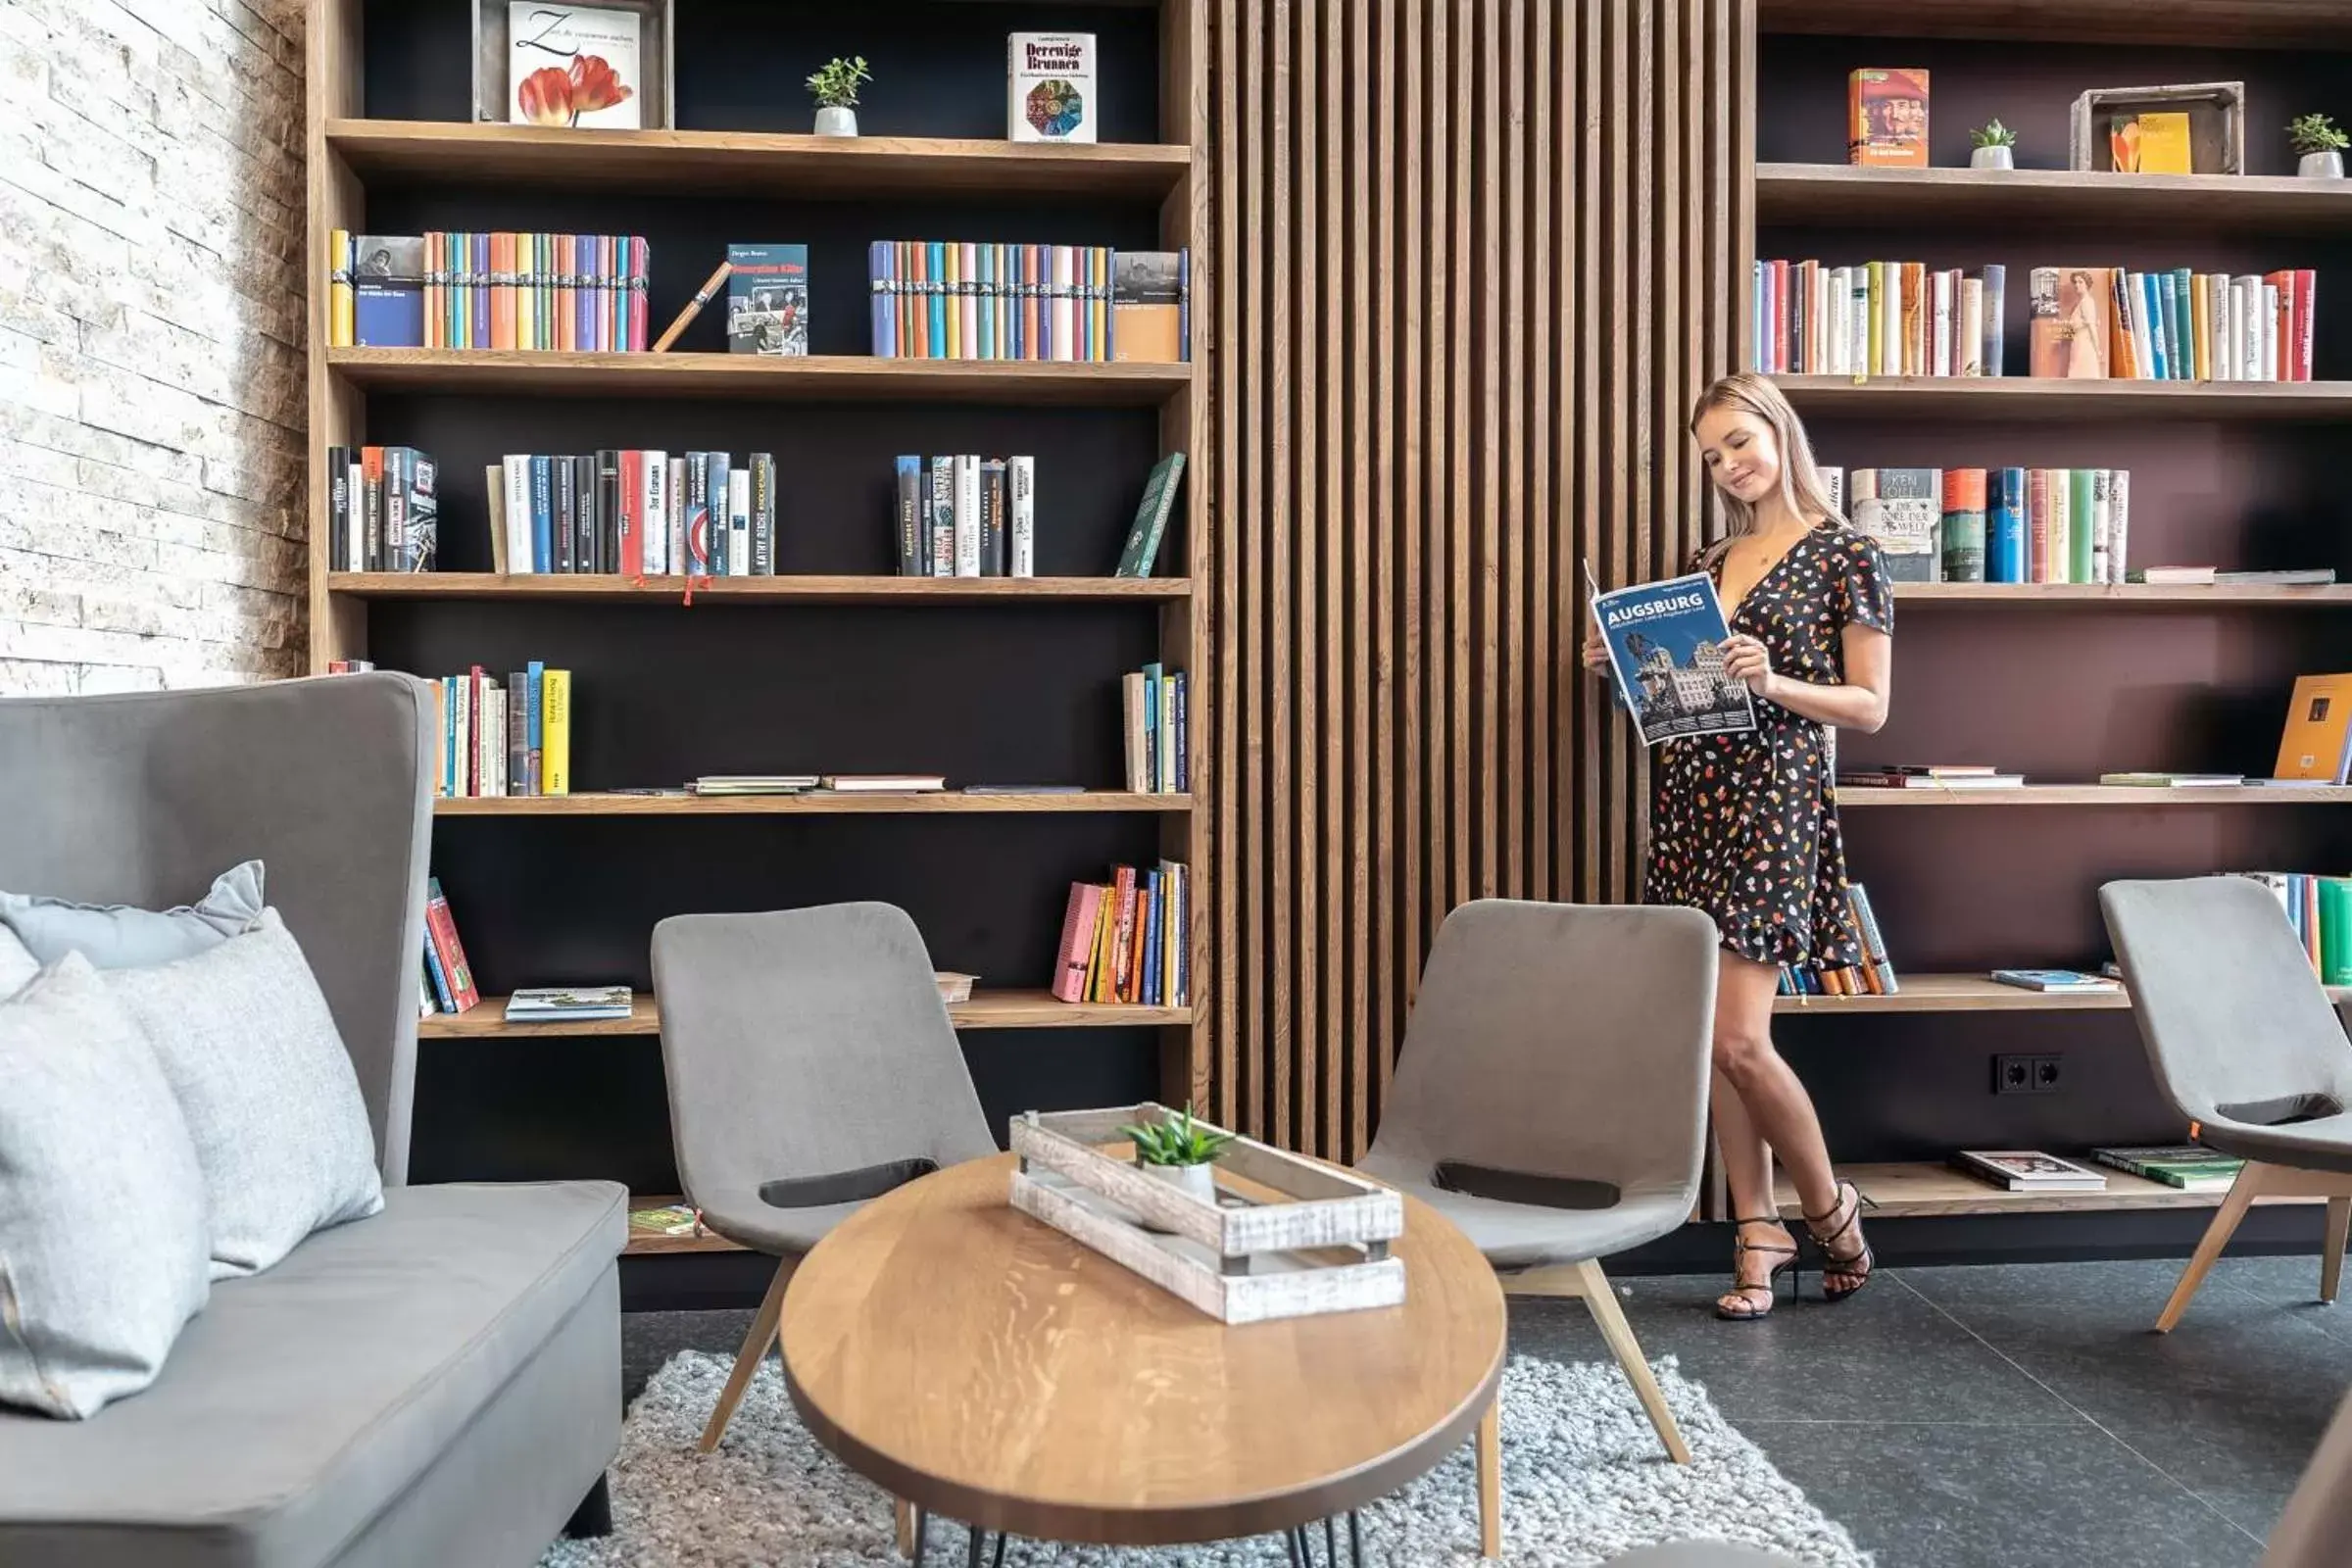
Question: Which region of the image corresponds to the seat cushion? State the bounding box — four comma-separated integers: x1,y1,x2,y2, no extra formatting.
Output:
1357,1152,1691,1269
0,1180,624,1568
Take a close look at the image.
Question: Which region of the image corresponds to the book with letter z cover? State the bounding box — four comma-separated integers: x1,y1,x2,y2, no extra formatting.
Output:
1590,567,1757,747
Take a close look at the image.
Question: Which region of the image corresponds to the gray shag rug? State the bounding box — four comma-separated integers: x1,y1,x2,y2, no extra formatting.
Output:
543,1350,1869,1567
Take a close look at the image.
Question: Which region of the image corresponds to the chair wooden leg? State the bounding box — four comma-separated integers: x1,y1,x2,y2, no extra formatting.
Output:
1476,1395,1501,1558
2324,1196,2351,1305
1573,1258,1691,1464
895,1498,918,1558
699,1255,794,1452
2155,1162,2267,1333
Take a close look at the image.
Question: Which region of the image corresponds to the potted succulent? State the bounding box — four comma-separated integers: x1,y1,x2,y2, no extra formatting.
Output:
808,56,871,137
1120,1103,1233,1211
2290,113,2348,178
1968,119,2017,171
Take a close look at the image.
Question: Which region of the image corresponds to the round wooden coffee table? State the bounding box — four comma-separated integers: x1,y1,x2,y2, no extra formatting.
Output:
779,1152,1506,1552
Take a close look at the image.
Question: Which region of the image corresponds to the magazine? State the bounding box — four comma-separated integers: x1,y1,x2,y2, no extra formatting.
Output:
1589,563,1757,746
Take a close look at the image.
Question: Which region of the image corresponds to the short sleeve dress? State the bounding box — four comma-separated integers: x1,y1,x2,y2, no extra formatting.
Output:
1642,523,1893,974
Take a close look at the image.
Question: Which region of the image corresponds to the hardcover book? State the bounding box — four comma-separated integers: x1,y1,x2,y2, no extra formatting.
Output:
2030,267,2110,379
1113,452,1187,577
1847,68,1928,168
1588,567,1756,746
1955,1150,2107,1190
1849,467,1940,582
1112,250,1186,363
1939,468,1984,583
352,234,425,347
2109,111,2192,174
507,3,642,129
1009,32,1098,144
2274,673,2352,783
726,244,808,356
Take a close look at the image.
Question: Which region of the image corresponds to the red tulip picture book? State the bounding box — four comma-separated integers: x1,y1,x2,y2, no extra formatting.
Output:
508,4,644,130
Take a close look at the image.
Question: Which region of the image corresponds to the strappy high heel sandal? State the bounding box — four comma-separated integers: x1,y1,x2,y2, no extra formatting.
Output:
1716,1217,1799,1321
1803,1177,1875,1303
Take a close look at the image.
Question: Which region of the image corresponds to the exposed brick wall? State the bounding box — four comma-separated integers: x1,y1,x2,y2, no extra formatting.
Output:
0,0,308,695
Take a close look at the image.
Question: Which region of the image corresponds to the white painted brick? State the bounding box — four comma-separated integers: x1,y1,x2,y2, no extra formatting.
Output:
0,0,305,693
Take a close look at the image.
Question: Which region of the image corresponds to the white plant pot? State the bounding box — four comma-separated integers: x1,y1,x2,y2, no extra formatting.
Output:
1145,1162,1217,1206
814,106,858,137
1969,144,2014,171
2299,149,2344,178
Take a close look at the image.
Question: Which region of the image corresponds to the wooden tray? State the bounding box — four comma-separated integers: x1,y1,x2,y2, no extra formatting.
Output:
1007,1104,1406,1324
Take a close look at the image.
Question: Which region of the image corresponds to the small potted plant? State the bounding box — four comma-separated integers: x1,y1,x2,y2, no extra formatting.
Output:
2290,113,2347,178
1120,1103,1233,1211
808,56,871,137
1968,119,2017,171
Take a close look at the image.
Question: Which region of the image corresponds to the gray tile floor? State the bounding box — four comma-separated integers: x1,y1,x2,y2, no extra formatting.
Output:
623,1254,2352,1568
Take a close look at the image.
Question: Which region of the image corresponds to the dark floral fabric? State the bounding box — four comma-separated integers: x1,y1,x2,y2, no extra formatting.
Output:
1643,523,1893,971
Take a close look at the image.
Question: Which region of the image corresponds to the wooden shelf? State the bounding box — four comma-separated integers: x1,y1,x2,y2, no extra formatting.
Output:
330,572,1189,604
1758,164,2352,236
1757,0,2352,47
325,349,1192,405
433,791,1190,816
1775,1162,2324,1220
419,990,1191,1038
1838,784,2352,808
1774,374,2352,422
1776,971,2352,1014
1895,583,2352,608
326,121,1193,201
626,1197,746,1256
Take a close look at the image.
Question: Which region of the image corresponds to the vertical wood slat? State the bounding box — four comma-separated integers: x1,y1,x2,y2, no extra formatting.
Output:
1207,0,1738,1159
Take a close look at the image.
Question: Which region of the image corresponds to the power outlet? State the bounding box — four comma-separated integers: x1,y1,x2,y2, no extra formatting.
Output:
1992,1053,2065,1095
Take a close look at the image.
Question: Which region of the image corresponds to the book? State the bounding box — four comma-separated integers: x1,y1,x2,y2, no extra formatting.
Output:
2274,673,2352,783
352,234,424,347
1112,250,1187,363
819,774,947,792
1113,452,1187,577
1009,32,1097,143
1053,882,1106,1002
506,986,634,1022
1008,455,1036,577
2090,1145,2243,1192
1981,264,2006,377
422,876,480,1012
726,244,808,356
541,668,571,795
2029,267,2109,379
1838,770,2024,789
1589,567,1756,745
2098,772,2246,787
628,1203,702,1237
1848,467,1939,582
1847,69,1928,168
2109,111,2191,174
1987,467,2027,583
508,3,642,129
1939,468,1984,583
1954,1150,2108,1191
1988,969,2122,993
689,775,817,794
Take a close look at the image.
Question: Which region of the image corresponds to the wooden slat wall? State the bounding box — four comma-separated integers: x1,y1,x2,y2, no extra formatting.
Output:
1208,0,1746,1158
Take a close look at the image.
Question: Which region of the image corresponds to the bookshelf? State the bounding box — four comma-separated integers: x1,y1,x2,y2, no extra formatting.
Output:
310,0,1209,1223
1747,8,2352,1225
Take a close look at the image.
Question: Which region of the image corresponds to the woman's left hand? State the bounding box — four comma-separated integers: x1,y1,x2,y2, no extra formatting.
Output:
1721,634,1778,699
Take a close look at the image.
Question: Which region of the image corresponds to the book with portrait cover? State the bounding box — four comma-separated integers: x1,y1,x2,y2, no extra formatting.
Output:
1008,32,1098,143
1588,564,1756,746
1847,68,1928,168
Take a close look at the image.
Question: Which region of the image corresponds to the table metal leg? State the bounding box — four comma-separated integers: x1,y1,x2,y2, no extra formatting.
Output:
989,1530,1007,1568
909,1509,929,1568
965,1526,985,1568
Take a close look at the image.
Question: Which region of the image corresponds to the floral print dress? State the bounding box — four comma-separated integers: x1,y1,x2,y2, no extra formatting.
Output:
1643,523,1893,973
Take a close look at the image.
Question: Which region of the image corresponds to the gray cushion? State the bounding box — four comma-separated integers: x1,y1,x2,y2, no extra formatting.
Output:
0,955,211,1419
0,1180,626,1568
1,859,264,968
0,927,33,999
106,909,385,1279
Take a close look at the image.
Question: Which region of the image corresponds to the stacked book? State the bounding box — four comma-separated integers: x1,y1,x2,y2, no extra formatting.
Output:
1054,861,1190,1007
1837,764,2025,791
868,242,1190,362
505,987,634,1024
688,774,816,797
1122,662,1189,794
1776,884,1897,996
2091,1145,2245,1193
895,456,1034,576
432,664,571,798
491,451,776,576
1953,1151,2108,1193
325,445,437,572
2044,267,2316,382
1753,260,2004,377
1988,969,2122,994
326,229,650,351
419,877,479,1016
1829,465,2131,585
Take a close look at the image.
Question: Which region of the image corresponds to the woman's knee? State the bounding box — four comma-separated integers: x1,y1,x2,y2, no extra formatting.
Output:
1712,1024,1774,1083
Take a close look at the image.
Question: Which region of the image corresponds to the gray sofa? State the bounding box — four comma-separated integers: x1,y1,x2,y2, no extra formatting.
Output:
0,674,625,1568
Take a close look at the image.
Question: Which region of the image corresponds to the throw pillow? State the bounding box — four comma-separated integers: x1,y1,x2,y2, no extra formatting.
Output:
105,908,383,1279
0,926,34,999
1,859,265,967
0,955,211,1419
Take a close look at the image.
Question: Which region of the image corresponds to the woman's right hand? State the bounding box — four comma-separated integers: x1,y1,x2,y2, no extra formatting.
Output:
1581,623,1611,675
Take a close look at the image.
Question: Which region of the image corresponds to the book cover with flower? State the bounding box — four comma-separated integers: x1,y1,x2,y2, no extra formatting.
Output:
1008,32,1097,144
509,3,641,129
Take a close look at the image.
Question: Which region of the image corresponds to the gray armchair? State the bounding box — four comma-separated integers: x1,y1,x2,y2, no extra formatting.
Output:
651,902,997,1452
0,674,625,1568
2102,876,2352,1330
1358,900,1717,1551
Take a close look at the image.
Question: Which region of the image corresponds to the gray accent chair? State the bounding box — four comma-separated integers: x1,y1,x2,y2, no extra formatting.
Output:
0,674,626,1568
1358,899,1718,1552
2102,876,2352,1331
651,902,998,1453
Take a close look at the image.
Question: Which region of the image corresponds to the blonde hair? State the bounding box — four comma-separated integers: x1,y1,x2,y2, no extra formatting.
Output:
1688,372,1844,562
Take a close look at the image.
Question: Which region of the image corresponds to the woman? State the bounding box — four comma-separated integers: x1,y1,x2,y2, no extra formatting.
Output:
1582,371,1893,1320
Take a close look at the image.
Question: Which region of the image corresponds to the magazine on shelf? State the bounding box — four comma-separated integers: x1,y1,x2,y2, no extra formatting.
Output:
1954,1150,2108,1192
505,986,634,1022
1587,561,1756,746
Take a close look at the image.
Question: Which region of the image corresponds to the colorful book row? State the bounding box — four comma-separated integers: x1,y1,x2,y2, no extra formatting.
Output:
325,445,437,573
1121,663,1190,795
1053,861,1191,1006
432,664,572,799
894,456,1033,577
1827,466,2131,585
488,451,776,576
2036,267,2316,383
1776,884,1897,995
2237,872,2352,985
325,229,650,352
1754,260,2004,378
866,242,1190,363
